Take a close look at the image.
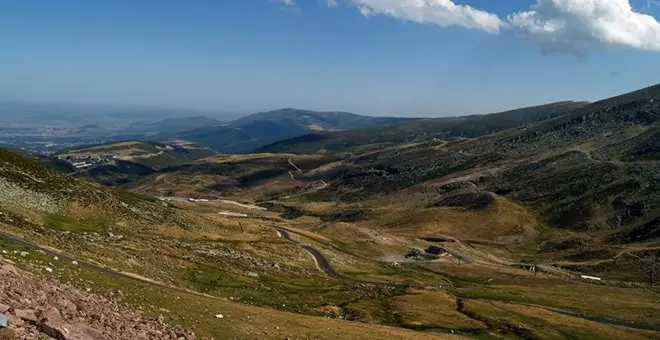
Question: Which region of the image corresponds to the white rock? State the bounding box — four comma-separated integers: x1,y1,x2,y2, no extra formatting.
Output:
44,267,53,273
20,251,29,257
72,260,79,265
1,250,7,254
53,256,59,260
215,314,224,319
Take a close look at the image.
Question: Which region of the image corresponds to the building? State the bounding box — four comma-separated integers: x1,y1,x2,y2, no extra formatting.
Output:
425,245,447,255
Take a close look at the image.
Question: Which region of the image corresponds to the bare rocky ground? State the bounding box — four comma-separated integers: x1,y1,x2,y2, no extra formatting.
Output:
0,257,194,340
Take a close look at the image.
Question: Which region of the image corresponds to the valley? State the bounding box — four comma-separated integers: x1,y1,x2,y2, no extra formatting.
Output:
0,84,659,339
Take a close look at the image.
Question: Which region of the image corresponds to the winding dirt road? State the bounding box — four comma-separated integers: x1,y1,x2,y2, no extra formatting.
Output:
1,229,659,333
276,228,407,287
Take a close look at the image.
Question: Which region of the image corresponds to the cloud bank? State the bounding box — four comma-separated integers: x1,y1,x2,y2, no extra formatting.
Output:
275,0,660,54
509,0,660,53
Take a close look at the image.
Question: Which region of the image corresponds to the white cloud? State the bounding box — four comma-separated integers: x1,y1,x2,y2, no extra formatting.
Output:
345,0,505,34
509,0,660,54
277,0,295,6
326,0,338,7
359,5,372,17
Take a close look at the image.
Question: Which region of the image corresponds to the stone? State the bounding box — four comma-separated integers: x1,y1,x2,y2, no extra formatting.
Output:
14,309,38,323
37,307,66,339
0,264,17,275
6,313,24,327
0,328,15,339
57,299,78,315
63,323,109,340
0,304,8,314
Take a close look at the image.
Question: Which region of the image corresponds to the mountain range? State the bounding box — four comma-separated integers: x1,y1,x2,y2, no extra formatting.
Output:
166,109,416,154
124,83,660,282
1,84,660,339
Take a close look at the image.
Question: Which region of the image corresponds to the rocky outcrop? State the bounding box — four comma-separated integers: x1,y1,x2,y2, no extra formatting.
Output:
0,259,173,339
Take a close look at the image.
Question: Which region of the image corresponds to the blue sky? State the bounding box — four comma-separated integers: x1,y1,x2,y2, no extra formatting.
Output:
0,0,659,117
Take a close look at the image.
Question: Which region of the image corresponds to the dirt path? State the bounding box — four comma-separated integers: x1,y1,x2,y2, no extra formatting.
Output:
288,157,303,174
276,228,407,287
3,230,657,333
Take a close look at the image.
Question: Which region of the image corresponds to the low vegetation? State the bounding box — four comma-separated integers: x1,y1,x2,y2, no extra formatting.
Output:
1,84,660,338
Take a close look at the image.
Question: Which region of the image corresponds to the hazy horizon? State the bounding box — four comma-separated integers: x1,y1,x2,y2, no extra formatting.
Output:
1,1,659,117
0,96,598,121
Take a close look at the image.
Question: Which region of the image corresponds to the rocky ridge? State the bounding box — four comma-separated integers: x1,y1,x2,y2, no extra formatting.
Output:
0,256,192,340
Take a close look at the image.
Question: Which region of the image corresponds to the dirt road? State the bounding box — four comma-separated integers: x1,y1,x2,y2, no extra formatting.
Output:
276,228,407,287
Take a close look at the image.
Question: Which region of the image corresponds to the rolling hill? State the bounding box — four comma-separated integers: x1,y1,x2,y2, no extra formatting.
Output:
172,108,416,153
125,115,224,135
56,140,216,169
54,140,217,185
257,101,588,153
2,85,660,338
281,84,660,279
124,84,660,284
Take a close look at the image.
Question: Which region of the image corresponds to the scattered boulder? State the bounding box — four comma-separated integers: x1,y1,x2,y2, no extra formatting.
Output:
0,256,172,339
14,309,38,324
37,307,66,339
63,323,109,340
5,313,24,327
0,328,15,339
57,299,78,315
0,264,17,276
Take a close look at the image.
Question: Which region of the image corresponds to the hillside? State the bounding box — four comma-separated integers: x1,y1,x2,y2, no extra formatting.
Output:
128,153,338,200
125,115,224,135
258,101,588,153
52,140,217,186
126,85,660,284
2,129,660,339
0,148,461,339
266,84,660,280
174,108,416,154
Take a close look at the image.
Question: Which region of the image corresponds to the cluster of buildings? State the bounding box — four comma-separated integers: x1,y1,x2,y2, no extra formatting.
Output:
59,154,117,169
